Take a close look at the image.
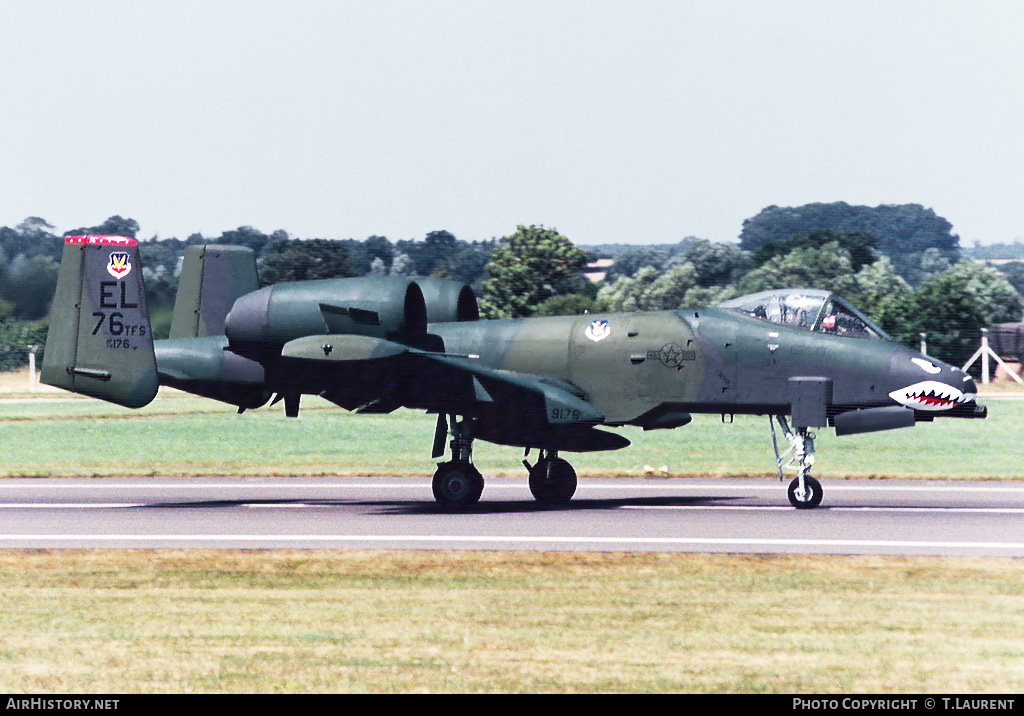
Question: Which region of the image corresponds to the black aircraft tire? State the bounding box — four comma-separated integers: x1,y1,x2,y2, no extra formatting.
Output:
529,458,577,503
788,475,823,509
432,461,484,507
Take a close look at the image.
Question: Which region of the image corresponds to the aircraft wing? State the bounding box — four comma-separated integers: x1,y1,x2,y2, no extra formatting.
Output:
276,333,629,452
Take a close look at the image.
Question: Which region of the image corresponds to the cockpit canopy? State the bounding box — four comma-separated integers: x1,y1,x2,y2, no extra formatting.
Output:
718,289,889,340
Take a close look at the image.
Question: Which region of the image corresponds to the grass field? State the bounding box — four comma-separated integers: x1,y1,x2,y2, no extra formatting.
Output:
2,372,1024,692
1,550,1023,693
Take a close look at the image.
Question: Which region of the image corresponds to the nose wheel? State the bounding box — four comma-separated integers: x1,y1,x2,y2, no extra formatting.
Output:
787,475,823,509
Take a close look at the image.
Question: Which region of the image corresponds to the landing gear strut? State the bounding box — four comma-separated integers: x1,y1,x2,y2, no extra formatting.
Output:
524,449,577,503
427,415,580,506
770,415,824,509
431,415,483,507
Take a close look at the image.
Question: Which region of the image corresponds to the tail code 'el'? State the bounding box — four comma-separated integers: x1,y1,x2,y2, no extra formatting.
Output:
41,235,158,408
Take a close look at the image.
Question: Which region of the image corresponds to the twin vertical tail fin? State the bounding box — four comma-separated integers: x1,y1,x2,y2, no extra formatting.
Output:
41,236,159,408
168,244,259,339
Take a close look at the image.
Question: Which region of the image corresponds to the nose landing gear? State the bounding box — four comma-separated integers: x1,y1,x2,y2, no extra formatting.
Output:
770,415,824,509
787,473,823,509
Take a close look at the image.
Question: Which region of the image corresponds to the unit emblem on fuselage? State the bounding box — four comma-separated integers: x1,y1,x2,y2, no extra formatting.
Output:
585,319,610,342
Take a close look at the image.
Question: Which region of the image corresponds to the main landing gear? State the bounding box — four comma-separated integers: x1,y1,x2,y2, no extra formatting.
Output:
432,416,484,506
432,460,484,506
429,415,578,507
524,449,577,504
770,415,824,509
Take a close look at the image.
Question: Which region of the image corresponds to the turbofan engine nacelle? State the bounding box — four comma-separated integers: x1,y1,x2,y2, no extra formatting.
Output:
415,278,479,324
224,276,478,346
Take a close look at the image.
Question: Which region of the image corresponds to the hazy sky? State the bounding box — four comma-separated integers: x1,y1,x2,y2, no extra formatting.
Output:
1,1,1022,246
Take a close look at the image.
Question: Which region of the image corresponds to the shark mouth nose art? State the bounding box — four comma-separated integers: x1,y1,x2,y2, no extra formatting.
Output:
889,380,974,411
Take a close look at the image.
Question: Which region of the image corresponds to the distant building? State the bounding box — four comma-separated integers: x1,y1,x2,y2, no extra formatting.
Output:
990,323,1024,362
584,258,614,283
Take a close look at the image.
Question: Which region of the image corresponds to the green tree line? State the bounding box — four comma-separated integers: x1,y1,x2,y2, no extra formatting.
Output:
1,202,1022,371
485,211,1023,370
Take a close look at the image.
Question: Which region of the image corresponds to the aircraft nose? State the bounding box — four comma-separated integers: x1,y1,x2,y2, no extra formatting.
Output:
958,370,978,401
887,350,976,411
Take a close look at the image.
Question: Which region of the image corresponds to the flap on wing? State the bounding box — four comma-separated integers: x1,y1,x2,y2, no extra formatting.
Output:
535,379,604,425
424,354,604,426
279,335,603,426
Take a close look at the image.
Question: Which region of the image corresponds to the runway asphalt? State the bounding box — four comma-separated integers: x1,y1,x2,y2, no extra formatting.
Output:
2,476,1024,556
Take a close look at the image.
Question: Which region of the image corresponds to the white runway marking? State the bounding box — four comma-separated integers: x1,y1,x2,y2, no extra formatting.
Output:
589,483,1024,494
0,534,1022,551
621,505,1024,514
0,482,427,490
2,480,1024,493
0,503,145,509
4,502,1024,515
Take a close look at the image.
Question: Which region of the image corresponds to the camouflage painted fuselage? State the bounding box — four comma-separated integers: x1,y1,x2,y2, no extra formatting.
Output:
151,303,981,454
429,307,979,427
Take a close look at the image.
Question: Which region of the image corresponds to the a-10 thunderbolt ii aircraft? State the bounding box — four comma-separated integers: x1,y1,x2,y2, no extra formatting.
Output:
42,235,986,508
